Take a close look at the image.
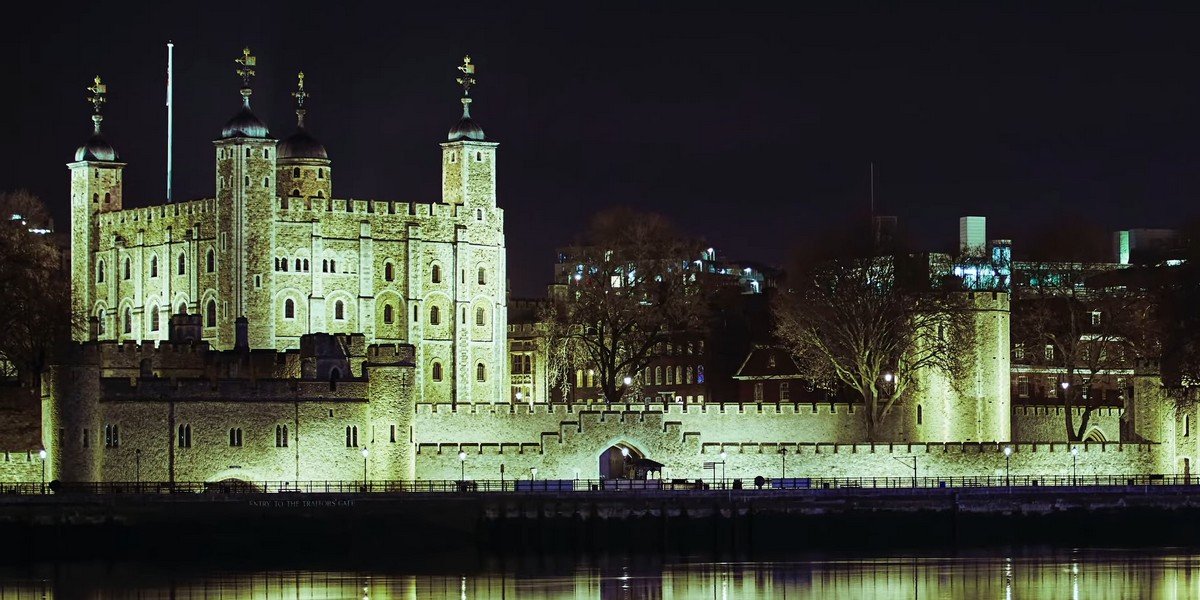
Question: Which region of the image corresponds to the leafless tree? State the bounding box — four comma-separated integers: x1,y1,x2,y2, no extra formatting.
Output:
1013,262,1150,441
541,208,708,403
0,191,77,387
773,251,975,442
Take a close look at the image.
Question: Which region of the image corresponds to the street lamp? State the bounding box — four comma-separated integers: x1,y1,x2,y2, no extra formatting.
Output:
623,376,632,386
621,447,630,479
458,450,467,482
361,447,369,488
515,391,523,403
1071,446,1079,485
720,451,728,489
38,449,46,494
1004,446,1012,487
530,467,537,481
778,447,788,483
883,372,894,383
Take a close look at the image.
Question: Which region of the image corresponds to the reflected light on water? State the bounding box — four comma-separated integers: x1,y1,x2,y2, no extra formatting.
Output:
3,550,1200,599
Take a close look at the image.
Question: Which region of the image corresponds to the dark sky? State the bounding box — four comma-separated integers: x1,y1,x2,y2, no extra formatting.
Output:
5,3,1200,295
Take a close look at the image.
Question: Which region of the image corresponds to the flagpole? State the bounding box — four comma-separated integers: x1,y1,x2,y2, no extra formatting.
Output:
166,41,174,203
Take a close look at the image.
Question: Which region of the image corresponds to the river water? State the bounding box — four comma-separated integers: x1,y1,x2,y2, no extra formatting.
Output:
2,548,1199,599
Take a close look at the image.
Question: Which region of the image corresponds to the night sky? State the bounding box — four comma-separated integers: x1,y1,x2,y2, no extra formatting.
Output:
4,4,1200,295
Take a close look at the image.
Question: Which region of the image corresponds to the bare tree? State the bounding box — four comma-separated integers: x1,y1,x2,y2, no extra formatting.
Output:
1013,263,1148,441
773,253,975,442
0,191,77,387
542,208,708,403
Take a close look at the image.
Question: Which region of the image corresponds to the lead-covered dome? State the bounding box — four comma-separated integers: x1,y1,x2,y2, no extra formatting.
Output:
448,116,485,142
74,133,119,161
221,103,271,139
277,128,327,159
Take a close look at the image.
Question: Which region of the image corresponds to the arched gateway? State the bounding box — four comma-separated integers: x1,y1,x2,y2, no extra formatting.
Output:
598,443,663,480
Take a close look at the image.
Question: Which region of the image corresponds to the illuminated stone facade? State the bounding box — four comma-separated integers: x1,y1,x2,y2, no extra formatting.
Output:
66,58,507,407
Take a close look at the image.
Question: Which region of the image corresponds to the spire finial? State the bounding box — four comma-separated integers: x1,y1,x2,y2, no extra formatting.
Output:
292,71,309,128
235,47,257,105
456,55,477,118
86,75,107,133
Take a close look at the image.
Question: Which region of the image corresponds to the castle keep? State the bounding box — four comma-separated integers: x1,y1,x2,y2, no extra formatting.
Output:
67,52,506,407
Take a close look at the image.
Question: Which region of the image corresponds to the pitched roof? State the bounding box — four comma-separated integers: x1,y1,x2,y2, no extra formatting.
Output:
733,346,804,379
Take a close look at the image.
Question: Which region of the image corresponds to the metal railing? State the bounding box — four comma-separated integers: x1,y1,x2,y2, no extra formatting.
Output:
0,474,1195,496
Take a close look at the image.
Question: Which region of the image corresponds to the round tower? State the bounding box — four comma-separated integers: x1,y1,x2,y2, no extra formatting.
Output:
276,72,331,205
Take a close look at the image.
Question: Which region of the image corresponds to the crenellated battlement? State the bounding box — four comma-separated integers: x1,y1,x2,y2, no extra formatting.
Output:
97,198,216,229
97,376,370,402
278,197,473,221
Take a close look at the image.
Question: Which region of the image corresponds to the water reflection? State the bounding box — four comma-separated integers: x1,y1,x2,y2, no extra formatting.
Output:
3,550,1200,599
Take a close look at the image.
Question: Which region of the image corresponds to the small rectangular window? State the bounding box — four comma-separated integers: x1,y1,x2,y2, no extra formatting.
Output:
1017,376,1029,398
1047,377,1059,398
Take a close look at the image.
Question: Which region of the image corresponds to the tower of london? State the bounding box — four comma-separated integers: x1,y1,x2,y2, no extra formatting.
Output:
67,51,507,407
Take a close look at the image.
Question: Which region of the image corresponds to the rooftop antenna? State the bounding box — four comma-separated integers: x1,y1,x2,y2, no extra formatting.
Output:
166,41,174,203
869,161,875,218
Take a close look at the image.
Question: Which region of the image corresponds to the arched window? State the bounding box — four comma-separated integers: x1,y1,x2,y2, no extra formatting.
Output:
206,249,215,273
654,366,662,385
178,253,186,275
177,303,186,315
303,259,309,271
335,300,345,320
245,148,251,158
123,258,131,280
294,258,301,271
104,192,111,204
263,177,270,188
476,151,482,162
475,208,483,221
431,264,441,284
384,262,395,282
780,382,790,402
476,307,486,326
316,190,324,198
917,404,923,425
322,259,328,273
477,267,487,285
289,188,300,197
383,304,394,324
150,308,160,332
432,362,443,381
284,298,295,319
575,369,584,388
92,193,98,204
697,365,705,384
276,425,288,448
345,425,358,447
97,260,105,283
476,362,486,382
281,258,288,272
666,366,674,385
97,310,106,336
205,300,216,327
177,424,191,448
686,366,694,384
123,307,132,334
430,305,440,325
675,366,683,386
318,168,325,179
244,176,249,187
229,428,243,447
293,167,300,177
329,259,336,272
150,255,158,278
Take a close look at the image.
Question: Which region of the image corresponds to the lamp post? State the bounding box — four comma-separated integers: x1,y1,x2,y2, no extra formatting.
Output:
530,467,537,481
38,449,46,494
720,451,728,489
1004,446,1012,487
778,447,788,483
361,447,369,488
1071,446,1079,485
620,447,630,479
458,450,467,482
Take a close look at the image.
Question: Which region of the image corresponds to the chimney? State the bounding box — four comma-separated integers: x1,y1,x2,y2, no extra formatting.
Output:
235,316,249,350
